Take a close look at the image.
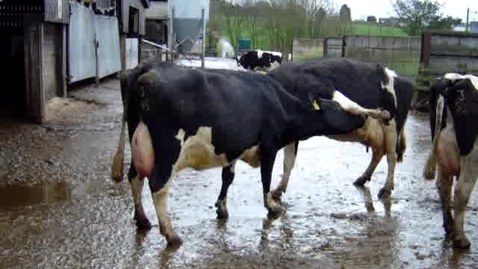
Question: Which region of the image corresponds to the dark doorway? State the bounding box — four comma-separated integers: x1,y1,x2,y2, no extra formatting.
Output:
0,28,26,119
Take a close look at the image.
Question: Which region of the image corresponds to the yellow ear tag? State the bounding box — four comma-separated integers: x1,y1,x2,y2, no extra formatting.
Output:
312,99,320,110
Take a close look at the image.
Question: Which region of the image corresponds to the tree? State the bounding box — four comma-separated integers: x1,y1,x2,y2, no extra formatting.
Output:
339,4,351,22
392,0,443,35
427,16,462,31
366,15,377,23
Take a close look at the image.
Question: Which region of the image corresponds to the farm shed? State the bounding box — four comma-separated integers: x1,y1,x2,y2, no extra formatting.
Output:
0,0,69,123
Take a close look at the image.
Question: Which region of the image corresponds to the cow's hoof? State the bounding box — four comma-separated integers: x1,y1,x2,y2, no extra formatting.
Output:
166,233,183,248
453,236,471,249
353,176,371,186
378,188,391,199
134,212,152,231
215,200,229,219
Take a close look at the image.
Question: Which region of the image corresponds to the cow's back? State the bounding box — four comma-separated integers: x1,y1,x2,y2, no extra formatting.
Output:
131,63,290,160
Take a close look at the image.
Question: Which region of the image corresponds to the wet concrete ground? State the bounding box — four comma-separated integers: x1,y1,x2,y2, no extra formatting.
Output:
1,77,478,269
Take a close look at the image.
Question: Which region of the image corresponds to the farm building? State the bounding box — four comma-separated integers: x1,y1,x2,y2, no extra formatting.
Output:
0,0,149,124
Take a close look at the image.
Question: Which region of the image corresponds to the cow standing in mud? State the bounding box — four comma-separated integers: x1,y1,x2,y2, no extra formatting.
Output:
213,58,414,219
423,73,478,249
110,60,386,247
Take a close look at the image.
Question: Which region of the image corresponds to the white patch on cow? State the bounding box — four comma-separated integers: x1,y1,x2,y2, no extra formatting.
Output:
332,90,384,119
257,50,265,59
444,73,478,90
172,127,261,173
256,49,282,59
173,127,229,172
381,67,398,107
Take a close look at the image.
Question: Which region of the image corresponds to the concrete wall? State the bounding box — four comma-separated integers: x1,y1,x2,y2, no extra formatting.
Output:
292,35,421,80
42,23,62,101
292,38,324,61
343,35,421,79
422,32,478,76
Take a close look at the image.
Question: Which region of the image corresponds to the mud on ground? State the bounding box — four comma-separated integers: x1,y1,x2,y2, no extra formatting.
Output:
0,79,477,269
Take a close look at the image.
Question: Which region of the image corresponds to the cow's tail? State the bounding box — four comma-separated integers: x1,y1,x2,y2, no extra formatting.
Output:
423,86,445,181
396,127,406,163
111,70,131,183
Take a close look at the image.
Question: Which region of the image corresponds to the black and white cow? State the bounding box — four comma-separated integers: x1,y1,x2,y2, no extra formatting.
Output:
213,58,413,219
110,60,378,247
262,58,414,201
423,73,478,249
235,50,283,71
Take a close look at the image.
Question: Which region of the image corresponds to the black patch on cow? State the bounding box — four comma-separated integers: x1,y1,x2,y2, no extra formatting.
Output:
267,57,414,133
443,78,478,156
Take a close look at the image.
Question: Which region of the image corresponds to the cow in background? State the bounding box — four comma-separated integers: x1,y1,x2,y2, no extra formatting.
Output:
235,50,283,72
423,73,478,249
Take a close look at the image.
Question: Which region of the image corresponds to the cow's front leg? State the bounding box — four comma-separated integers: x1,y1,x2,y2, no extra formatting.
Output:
215,161,236,219
128,165,152,230
261,148,284,216
378,119,397,199
149,167,182,247
272,142,298,201
452,155,478,249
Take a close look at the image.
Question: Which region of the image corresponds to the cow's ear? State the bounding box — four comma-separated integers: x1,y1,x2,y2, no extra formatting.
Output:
308,93,321,110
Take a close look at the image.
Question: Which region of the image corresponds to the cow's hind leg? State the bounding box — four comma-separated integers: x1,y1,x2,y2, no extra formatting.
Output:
128,165,152,230
435,166,454,237
272,142,298,201
452,153,478,249
261,148,284,216
149,169,182,247
378,119,398,198
215,161,236,219
354,147,384,186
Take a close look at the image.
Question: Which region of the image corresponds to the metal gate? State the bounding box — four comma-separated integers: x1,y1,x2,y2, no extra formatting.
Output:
68,2,120,84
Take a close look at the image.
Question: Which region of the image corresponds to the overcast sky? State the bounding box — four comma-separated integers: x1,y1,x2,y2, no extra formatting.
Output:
335,0,478,23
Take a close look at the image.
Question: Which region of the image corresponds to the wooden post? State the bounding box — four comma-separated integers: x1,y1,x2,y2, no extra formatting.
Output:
138,36,142,64
169,7,175,62
60,24,67,97
201,8,206,68
120,33,127,71
94,36,100,87
24,20,45,123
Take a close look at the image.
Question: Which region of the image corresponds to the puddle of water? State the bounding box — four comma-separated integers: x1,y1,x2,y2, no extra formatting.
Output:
0,182,71,208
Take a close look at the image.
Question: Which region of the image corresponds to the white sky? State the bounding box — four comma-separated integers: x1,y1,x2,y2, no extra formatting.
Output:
335,0,478,23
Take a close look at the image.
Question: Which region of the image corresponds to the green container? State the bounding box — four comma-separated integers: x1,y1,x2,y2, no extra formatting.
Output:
238,38,251,50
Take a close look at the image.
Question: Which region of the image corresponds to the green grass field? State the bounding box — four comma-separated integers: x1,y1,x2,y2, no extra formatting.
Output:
350,23,409,37
214,18,409,50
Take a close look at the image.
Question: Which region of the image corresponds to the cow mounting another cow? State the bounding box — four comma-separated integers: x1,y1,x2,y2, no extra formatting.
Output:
110,60,374,247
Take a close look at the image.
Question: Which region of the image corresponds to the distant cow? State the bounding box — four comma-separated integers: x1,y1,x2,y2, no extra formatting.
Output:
235,50,283,71
264,58,414,201
423,73,478,249
110,60,370,247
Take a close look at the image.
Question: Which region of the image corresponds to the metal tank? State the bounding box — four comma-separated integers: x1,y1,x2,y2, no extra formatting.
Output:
168,0,210,53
